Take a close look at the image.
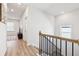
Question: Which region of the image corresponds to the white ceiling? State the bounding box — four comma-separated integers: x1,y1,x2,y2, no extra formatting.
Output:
7,3,27,19
30,3,79,16
7,3,79,19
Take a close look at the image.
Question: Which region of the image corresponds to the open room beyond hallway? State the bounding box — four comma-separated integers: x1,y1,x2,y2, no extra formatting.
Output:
0,3,79,56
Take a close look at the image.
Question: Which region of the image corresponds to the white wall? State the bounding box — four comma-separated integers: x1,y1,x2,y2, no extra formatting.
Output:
21,7,29,42
43,13,55,35
0,22,7,55
55,10,79,39
55,10,79,56
23,6,55,48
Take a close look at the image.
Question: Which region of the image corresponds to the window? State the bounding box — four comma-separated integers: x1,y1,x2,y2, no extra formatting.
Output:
6,22,15,31
60,25,72,38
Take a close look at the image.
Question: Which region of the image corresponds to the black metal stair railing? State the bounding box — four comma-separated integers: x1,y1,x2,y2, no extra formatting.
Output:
39,32,79,56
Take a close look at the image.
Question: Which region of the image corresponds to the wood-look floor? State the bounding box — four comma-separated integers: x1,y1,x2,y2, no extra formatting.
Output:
5,40,39,56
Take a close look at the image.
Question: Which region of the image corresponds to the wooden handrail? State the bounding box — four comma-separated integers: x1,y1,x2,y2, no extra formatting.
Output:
39,32,79,45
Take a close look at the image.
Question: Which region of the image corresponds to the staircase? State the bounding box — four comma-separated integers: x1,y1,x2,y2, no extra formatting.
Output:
39,32,79,56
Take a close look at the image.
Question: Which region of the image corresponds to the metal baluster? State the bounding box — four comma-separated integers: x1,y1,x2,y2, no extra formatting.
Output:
65,41,67,56
47,37,49,55
42,36,43,55
52,38,53,56
41,35,42,56
44,36,46,56
41,36,42,56
56,39,57,56
42,36,44,56
72,43,74,56
60,40,62,56
43,36,45,56
47,36,48,56
39,34,41,55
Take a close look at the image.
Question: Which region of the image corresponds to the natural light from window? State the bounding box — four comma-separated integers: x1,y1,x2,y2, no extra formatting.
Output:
60,26,71,38
6,22,15,31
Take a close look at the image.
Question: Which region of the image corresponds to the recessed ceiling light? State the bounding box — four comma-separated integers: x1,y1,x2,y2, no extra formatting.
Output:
11,9,14,12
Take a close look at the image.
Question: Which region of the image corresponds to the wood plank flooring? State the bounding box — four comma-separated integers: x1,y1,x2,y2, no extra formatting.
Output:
5,40,39,56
